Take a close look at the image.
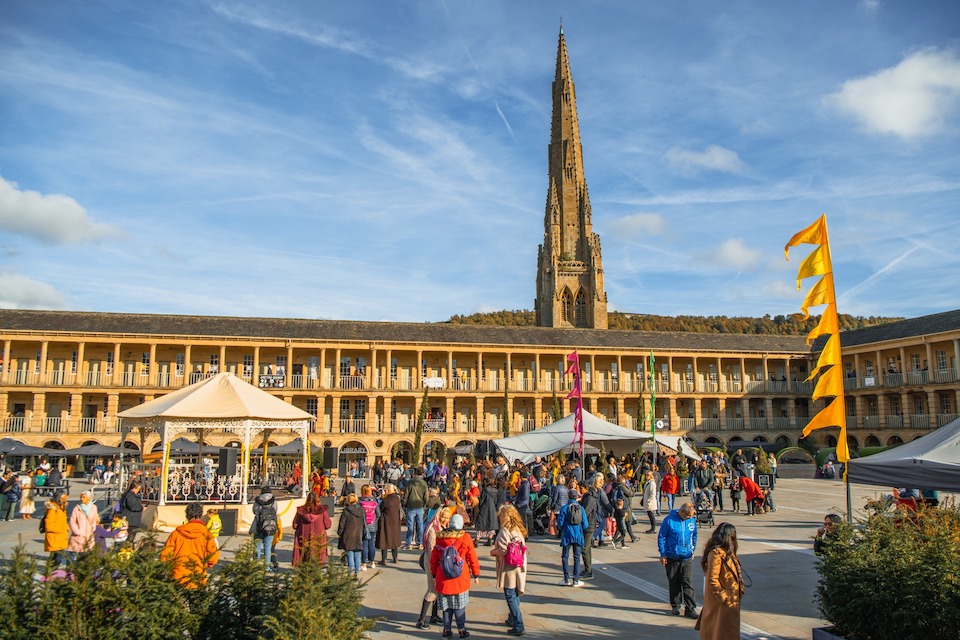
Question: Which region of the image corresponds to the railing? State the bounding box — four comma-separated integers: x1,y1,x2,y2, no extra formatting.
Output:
620,378,640,393
791,381,813,394
44,417,62,433
909,414,930,429
518,418,538,433
289,375,321,390
49,371,76,385
884,373,902,387
744,380,765,393
749,417,767,430
938,413,958,426
772,417,793,430
676,379,695,393
700,418,719,430
423,418,447,433
766,381,789,394
80,418,99,433
726,418,745,431
14,370,37,385
452,377,475,391
678,417,696,429
3,417,25,432
905,371,929,386
458,418,477,432
390,375,413,390
485,379,504,392
885,415,904,429
594,378,619,392
723,380,741,393
515,377,534,392
338,418,366,433
934,368,958,383
86,371,101,386
863,416,880,429
656,380,670,393
701,380,719,393
843,377,858,390
141,462,246,504
486,417,502,431
340,375,366,390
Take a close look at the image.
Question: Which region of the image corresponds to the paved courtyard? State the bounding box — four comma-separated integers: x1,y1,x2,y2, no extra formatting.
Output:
0,474,897,639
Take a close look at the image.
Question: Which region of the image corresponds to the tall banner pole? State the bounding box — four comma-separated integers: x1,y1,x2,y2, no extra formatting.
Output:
564,351,584,457
785,213,851,522
648,351,657,450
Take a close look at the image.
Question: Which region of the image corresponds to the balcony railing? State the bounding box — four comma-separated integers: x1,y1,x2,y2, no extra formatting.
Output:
390,375,413,391
80,418,99,433
678,417,696,429
515,377,534,392
458,418,477,433
3,417,25,432
44,417,62,433
723,380,742,393
338,418,366,434
452,377,475,391
863,416,880,429
909,414,930,429
14,370,38,385
518,418,537,433
749,417,768,430
766,381,789,394
934,368,958,384
726,418,745,431
744,381,765,393
700,418,719,430
905,371,929,386
423,419,447,433
938,413,958,427
885,415,903,429
339,375,366,390
49,371,76,385
884,373,903,387
676,380,695,393
772,417,793,430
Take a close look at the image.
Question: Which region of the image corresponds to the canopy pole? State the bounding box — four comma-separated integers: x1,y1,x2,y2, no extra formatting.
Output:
301,423,309,497
241,419,252,505
158,421,171,506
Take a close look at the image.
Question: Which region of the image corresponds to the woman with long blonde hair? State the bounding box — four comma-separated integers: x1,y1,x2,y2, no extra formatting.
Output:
492,503,528,636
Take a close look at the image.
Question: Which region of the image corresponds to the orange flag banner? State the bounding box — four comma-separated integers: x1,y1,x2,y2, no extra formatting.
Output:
806,303,839,346
808,333,841,380
812,364,843,402
796,244,831,291
801,273,835,318
802,396,849,461
784,214,828,259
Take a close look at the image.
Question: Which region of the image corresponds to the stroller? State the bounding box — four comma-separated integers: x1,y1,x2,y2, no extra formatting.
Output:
530,493,551,535
694,490,715,528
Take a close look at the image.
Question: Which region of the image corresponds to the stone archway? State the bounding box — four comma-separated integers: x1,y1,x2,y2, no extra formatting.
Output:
887,435,904,446
775,435,792,449
704,436,723,445
390,440,414,464
825,435,838,447
864,435,881,447
847,435,859,453
753,435,769,443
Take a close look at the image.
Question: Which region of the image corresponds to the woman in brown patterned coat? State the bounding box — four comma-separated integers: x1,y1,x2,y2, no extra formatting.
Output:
376,483,402,563
696,523,745,640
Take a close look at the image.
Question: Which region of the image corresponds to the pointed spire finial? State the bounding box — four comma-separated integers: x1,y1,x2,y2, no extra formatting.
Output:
559,17,563,36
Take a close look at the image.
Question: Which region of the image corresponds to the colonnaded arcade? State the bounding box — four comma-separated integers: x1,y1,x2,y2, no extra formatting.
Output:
0,30,957,468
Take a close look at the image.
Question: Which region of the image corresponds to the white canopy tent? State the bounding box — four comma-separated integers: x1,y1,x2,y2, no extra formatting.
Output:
118,372,314,505
847,417,960,492
492,410,699,465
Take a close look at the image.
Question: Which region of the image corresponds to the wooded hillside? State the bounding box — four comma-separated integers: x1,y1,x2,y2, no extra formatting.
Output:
446,310,901,335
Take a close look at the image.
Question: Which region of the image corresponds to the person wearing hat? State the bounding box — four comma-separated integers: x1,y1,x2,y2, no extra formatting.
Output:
430,513,481,639
557,489,589,587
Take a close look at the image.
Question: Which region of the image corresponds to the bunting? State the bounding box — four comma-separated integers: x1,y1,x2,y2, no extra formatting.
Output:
565,351,584,456
785,214,849,468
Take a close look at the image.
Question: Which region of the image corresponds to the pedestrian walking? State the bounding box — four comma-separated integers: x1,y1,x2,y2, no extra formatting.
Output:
161,502,220,587
376,483,402,563
558,489,588,587
18,469,35,519
491,504,528,636
430,513,481,639
337,493,365,576
358,484,381,570
474,477,499,545
43,491,69,567
642,471,658,534
0,469,21,521
67,490,100,556
292,492,332,566
252,485,278,570
119,479,144,544
658,501,699,619
416,507,452,629
696,523,745,639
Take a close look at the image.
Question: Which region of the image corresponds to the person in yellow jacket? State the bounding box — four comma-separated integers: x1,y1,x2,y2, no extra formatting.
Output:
206,507,223,549
43,491,69,567
161,502,220,587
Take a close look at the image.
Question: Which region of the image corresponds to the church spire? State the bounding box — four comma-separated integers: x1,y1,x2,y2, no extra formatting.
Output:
535,28,608,329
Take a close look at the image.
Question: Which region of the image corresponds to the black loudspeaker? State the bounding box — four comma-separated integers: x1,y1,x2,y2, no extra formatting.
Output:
217,447,238,476
218,509,239,536
322,447,338,472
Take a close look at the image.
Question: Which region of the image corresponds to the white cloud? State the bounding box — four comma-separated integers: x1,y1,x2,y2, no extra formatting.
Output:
0,177,120,244
664,145,748,176
0,272,69,309
704,238,762,271
824,49,960,139
607,213,666,238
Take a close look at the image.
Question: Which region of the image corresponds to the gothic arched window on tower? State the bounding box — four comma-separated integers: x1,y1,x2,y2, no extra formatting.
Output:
561,288,573,324
575,289,587,326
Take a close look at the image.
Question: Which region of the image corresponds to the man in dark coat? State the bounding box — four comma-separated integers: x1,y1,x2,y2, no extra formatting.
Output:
474,478,499,545
376,484,402,563
579,480,599,579
120,479,144,543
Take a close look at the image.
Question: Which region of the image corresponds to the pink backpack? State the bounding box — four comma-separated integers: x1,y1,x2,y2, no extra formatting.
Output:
505,538,527,567
361,500,377,526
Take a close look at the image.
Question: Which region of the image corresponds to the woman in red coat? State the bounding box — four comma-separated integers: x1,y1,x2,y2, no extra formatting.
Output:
430,514,481,638
292,492,332,566
738,476,765,515
661,469,680,512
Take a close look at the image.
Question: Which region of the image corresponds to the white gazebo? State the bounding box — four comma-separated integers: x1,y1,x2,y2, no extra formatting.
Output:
118,372,314,506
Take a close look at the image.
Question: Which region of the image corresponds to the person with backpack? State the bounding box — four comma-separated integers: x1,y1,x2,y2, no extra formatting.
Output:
337,493,365,576
358,484,381,570
578,478,600,580
430,513,481,639
491,504,528,637
416,506,452,630
252,485,279,570
557,488,588,587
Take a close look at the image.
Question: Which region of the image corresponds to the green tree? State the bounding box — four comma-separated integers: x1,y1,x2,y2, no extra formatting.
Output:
413,387,429,465
551,388,562,422
502,386,510,438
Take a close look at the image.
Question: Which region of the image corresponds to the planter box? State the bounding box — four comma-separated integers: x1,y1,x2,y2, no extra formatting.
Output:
812,627,845,640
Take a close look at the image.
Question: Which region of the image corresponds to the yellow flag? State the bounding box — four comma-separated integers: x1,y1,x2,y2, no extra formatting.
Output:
795,245,832,290
801,273,835,318
784,214,827,259
808,333,841,380
812,364,843,401
806,304,839,346
802,396,844,436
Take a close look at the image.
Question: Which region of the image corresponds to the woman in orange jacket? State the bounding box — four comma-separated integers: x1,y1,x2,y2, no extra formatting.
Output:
430,514,481,639
161,502,220,587
43,491,69,567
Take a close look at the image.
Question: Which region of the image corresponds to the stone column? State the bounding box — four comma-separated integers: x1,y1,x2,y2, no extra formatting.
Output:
415,350,422,389
285,345,293,388
76,341,86,385
252,346,260,385
336,349,343,389
112,343,122,386
149,343,158,386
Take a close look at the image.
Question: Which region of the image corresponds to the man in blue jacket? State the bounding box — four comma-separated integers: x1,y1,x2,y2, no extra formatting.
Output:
657,501,699,618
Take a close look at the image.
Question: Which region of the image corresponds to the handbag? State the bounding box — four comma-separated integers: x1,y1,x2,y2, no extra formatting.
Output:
548,512,557,536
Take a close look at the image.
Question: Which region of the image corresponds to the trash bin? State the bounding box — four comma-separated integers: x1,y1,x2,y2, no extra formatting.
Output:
743,463,756,481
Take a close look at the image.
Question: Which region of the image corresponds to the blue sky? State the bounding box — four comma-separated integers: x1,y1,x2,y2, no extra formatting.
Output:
1,1,958,323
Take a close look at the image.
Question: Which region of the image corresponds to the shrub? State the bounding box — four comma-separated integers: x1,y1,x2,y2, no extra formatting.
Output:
815,503,960,639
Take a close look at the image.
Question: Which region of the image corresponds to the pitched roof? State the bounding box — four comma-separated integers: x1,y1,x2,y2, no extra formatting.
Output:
0,309,812,354
840,309,960,348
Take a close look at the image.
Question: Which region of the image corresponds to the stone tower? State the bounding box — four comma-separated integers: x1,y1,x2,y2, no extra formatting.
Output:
535,28,608,329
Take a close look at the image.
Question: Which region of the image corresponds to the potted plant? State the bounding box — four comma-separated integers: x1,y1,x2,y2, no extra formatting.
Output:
813,502,960,639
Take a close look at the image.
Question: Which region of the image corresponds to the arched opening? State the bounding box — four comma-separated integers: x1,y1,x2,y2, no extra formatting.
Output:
775,435,793,449
753,435,769,443
423,439,447,463
574,289,587,326
339,440,368,476
887,435,904,446
825,435,838,447
561,288,573,324
43,440,65,450
704,436,723,445
864,435,881,447
727,436,743,445
390,440,414,464
846,435,859,453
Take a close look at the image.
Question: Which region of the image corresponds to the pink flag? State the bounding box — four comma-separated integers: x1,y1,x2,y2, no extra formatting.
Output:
564,351,584,456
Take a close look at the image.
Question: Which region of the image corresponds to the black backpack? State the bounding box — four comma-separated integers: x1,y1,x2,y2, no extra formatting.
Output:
567,502,583,526
257,505,278,535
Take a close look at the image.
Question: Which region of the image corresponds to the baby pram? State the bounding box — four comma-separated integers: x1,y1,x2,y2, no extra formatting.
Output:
694,490,715,528
531,493,551,535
